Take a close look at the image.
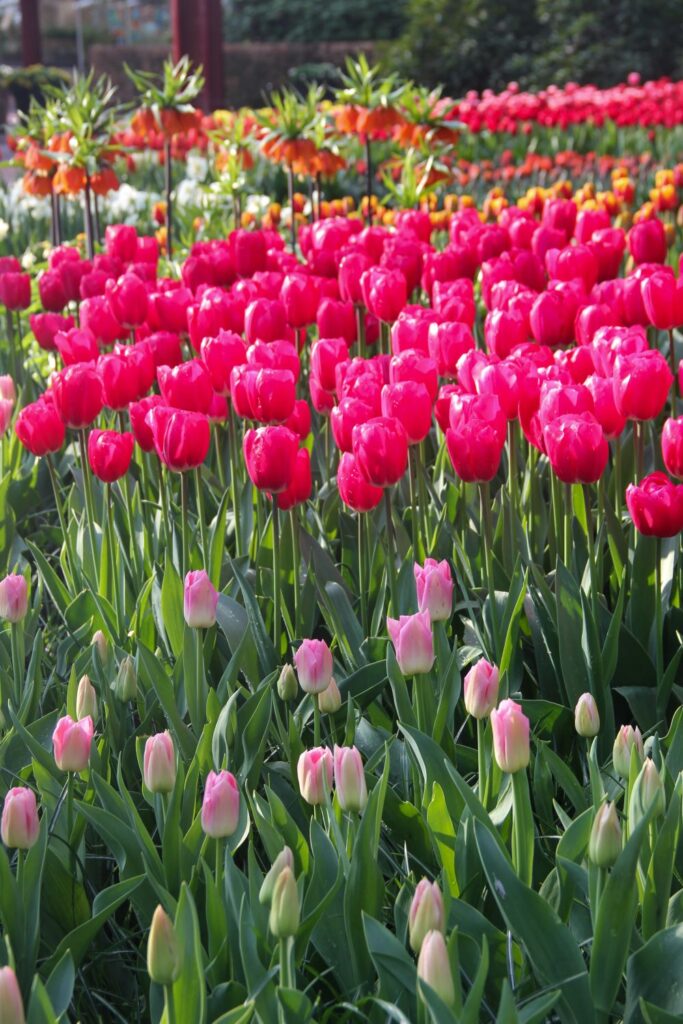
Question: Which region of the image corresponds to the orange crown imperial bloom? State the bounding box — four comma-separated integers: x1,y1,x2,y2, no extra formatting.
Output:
53,164,86,195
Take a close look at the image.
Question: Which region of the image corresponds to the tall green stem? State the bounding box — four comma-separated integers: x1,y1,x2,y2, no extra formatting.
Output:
479,481,499,659
584,484,600,627
511,770,533,887
290,509,300,637
78,429,99,585
383,488,399,615
194,467,210,572
104,483,120,627
655,537,663,688
180,471,190,580
10,622,24,709
228,405,242,557
563,481,572,568
358,513,368,636
408,445,420,557
46,453,77,587
355,303,366,359
313,692,321,746
476,717,488,810
272,501,281,652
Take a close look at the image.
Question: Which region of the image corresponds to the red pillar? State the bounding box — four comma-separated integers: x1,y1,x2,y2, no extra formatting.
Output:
170,0,223,110
20,0,42,66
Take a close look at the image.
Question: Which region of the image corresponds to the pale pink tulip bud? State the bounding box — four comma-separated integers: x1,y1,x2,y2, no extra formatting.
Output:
463,658,500,719
183,570,219,628
297,747,333,805
629,758,666,829
387,610,434,676
588,802,621,868
0,399,12,434
0,574,28,624
612,724,643,778
259,846,294,904
269,865,300,938
147,905,180,986
409,879,445,953
417,931,455,1008
0,376,16,404
143,732,176,794
201,770,240,838
91,629,109,663
1,787,40,850
333,745,367,813
0,966,25,1024
575,693,600,738
318,677,342,713
76,674,98,722
277,664,298,700
414,559,453,622
52,714,93,772
490,699,530,774
294,638,333,694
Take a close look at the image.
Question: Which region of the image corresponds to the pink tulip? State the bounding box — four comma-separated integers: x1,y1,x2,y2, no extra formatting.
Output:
0,400,13,434
143,732,176,793
414,559,453,622
333,745,367,813
201,770,240,838
386,610,434,676
0,574,28,623
0,376,16,404
463,658,500,720
490,699,530,773
0,966,25,1024
52,714,93,772
297,747,333,805
409,879,444,953
1,787,40,849
183,570,219,628
294,639,333,694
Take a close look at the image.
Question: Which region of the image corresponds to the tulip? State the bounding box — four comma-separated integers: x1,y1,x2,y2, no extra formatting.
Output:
641,271,683,330
628,217,667,265
333,745,367,813
336,451,383,512
51,365,104,429
483,309,527,360
29,312,75,351
584,374,626,440
76,674,98,721
55,326,99,366
201,770,240,839
317,297,356,345
91,629,109,664
629,759,666,829
129,395,164,453
0,272,31,310
490,699,530,773
311,337,349,393
114,656,137,702
38,268,68,312
243,426,298,493
285,398,311,441
0,399,12,435
408,879,445,953
200,331,247,395
613,351,673,422
248,368,297,425
147,905,181,986
612,724,644,777
87,429,134,483
158,360,213,415
352,416,408,488
360,267,407,324
318,677,342,714
574,693,600,738
147,407,211,473
52,714,93,772
389,350,438,402
387,610,434,676
380,382,432,445
183,570,219,628
269,865,300,938
543,413,609,485
446,404,506,483
282,272,319,328
277,664,298,701
276,447,311,511
0,574,28,623
661,417,683,478
244,298,288,345
99,349,153,409
463,658,500,720
414,559,453,622
1,787,40,850
105,224,138,263
294,638,333,694
588,803,622,868
259,847,294,904
626,472,683,537
297,747,333,805
145,329,184,368
188,288,245,350
529,289,574,348
105,273,148,328
80,295,124,346
0,966,25,1024
417,931,455,1008
338,251,373,305
143,732,176,794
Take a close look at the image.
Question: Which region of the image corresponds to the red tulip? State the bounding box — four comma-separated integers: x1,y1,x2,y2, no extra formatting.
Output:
59,258,92,304
248,368,296,424
80,295,124,346
106,274,148,328
317,297,356,345
51,364,104,428
628,218,667,265
0,272,30,311
149,287,192,334
360,267,407,324
281,273,319,328
0,256,21,274
329,397,373,453
389,351,438,402
158,360,213,414
147,407,211,472
99,348,150,409
15,398,66,455
529,289,574,348
188,288,245,350
200,331,247,395
591,324,648,377
446,393,506,482
55,327,99,366
30,312,74,352
662,417,683,478
233,228,267,277
352,416,408,487
474,360,521,420
584,374,626,439
381,382,432,444
247,339,300,380
626,472,683,537
641,271,683,330
483,309,527,359
538,381,593,433
337,451,383,512
130,394,164,451
105,224,138,263
285,398,311,440
311,338,349,394
243,426,298,493
338,251,373,305
244,298,288,345
276,448,312,510
434,384,462,432
390,309,440,356
543,413,608,484
575,304,620,347
144,330,184,369
38,269,67,312
87,429,134,482
613,350,673,421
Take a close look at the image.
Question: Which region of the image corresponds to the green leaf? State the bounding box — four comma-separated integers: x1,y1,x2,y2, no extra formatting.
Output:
161,554,185,657
170,883,207,1024
625,926,683,1024
555,562,590,706
363,913,416,1006
44,950,75,1018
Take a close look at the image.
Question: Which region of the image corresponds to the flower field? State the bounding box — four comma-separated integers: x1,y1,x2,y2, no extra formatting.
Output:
1,57,683,1023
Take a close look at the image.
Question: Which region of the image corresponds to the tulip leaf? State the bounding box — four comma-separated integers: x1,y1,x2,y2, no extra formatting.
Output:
161,553,185,657
624,926,683,1024
170,883,207,1024
363,912,417,1007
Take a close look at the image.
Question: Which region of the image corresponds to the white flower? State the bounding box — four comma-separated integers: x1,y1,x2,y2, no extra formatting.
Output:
21,250,36,270
245,193,271,217
186,152,209,182
0,219,9,243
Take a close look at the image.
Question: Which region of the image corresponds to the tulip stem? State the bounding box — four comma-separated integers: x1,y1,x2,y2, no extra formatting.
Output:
383,488,399,615
417,442,429,554
633,421,645,482
228,405,242,557
511,769,534,887
5,309,18,386
408,446,420,558
479,482,499,660
563,482,572,568
313,693,321,746
164,984,177,1024
614,435,623,517
476,717,488,810
358,513,368,636
289,509,301,637
78,429,99,586
279,936,293,992
669,329,677,413
10,622,23,709
104,484,120,629
214,424,226,490
180,471,190,579
355,303,366,359
655,537,663,689
584,484,600,627
119,477,142,585
194,467,210,573
46,452,77,589
272,502,281,653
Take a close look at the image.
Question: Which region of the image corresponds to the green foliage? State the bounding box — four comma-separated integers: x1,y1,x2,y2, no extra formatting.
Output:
226,0,407,43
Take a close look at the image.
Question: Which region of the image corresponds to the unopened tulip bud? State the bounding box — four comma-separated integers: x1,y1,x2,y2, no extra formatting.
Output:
259,846,294,904
52,714,94,773
414,559,453,622
612,724,644,778
143,732,176,794
294,638,333,694
91,629,109,664
463,658,499,720
318,677,342,714
277,664,298,701
0,574,28,623
147,905,180,986
588,802,622,868
575,693,600,738
183,570,219,629
0,966,25,1024
76,674,98,721
629,758,666,829
1,787,40,850
201,770,240,839
490,699,530,774
269,866,300,938
387,611,435,676
114,656,137,702
333,745,367,813
409,879,445,953
417,931,455,1008
297,747,333,805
